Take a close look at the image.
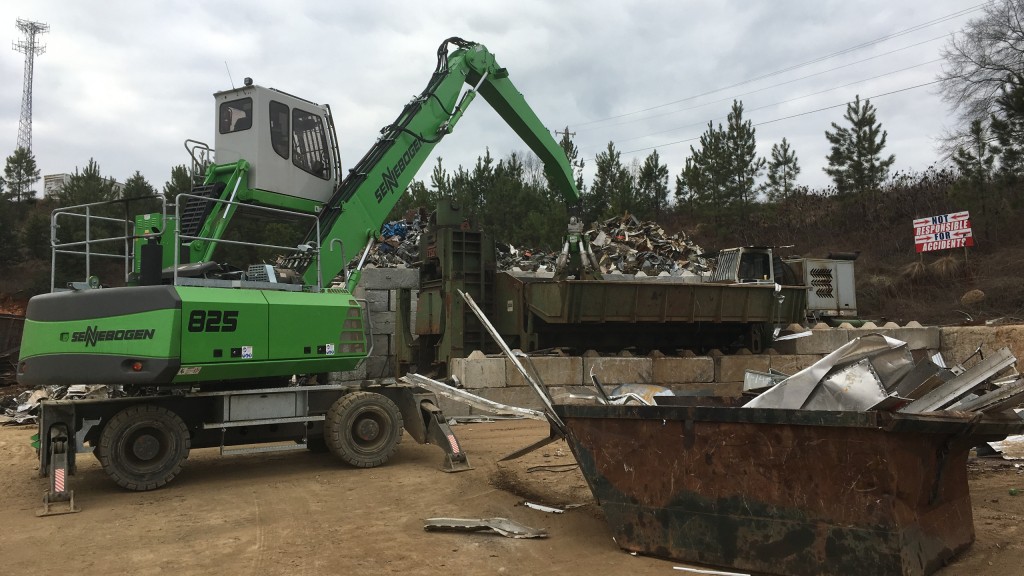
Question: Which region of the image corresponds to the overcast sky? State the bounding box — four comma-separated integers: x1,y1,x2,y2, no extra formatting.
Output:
2,0,978,199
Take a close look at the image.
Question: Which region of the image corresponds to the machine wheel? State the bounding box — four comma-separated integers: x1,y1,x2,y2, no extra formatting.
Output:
324,392,403,468
97,404,191,491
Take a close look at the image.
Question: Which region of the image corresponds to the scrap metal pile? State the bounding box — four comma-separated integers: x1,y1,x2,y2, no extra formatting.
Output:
574,333,1024,416
358,218,427,269
585,213,709,277
358,212,710,278
497,214,710,277
743,334,1024,414
1,385,120,425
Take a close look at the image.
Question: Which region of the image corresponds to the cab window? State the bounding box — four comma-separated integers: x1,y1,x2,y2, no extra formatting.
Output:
292,109,330,180
219,98,252,134
269,101,289,159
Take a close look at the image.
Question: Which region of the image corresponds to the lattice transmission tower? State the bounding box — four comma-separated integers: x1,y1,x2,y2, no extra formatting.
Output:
13,18,49,152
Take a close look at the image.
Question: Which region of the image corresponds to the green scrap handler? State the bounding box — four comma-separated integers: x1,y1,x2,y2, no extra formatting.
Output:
17,38,593,514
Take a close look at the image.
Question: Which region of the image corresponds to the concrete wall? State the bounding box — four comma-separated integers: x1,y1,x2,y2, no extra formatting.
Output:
332,267,418,382
939,325,1024,366
427,323,961,415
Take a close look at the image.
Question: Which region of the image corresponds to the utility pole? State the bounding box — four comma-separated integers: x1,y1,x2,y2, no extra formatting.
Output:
13,18,49,152
554,126,575,141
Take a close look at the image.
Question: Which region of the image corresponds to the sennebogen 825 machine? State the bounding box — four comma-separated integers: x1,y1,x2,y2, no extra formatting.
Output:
17,37,589,514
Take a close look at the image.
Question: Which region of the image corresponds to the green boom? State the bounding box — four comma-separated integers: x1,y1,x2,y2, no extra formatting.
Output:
303,37,581,287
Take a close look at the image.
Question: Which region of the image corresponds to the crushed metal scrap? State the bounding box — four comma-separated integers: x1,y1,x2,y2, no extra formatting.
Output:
355,212,710,278
2,384,121,425
423,517,548,539
498,213,710,277
586,213,709,277
744,334,1024,414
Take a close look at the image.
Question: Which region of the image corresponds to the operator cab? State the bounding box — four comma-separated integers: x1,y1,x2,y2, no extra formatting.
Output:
214,81,338,204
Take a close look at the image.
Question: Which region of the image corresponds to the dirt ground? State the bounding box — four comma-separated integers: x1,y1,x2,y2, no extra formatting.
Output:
0,419,1022,576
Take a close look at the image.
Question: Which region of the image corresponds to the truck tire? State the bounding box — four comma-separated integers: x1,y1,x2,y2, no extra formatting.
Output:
325,391,403,468
98,404,191,491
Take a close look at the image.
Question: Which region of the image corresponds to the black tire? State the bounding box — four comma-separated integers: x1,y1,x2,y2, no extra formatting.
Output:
325,392,403,468
98,404,190,491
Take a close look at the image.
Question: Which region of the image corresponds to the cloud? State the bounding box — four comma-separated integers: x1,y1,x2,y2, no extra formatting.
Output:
1,0,971,194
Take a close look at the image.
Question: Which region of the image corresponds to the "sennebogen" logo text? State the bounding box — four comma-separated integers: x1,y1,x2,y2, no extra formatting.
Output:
70,326,156,347
374,139,423,203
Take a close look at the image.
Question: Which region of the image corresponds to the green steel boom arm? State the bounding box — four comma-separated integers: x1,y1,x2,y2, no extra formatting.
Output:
302,37,580,287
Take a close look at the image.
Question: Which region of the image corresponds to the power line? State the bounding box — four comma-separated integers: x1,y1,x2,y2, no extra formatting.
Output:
616,79,942,157
581,34,951,134
574,3,983,128
614,58,944,144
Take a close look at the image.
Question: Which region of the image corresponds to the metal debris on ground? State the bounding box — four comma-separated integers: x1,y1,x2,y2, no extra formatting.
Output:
672,566,751,576
743,334,1024,414
525,463,580,473
524,502,564,514
401,373,546,421
423,517,548,539
2,384,122,425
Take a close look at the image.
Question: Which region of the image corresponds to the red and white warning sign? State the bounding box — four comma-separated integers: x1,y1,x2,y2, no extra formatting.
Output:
913,211,974,253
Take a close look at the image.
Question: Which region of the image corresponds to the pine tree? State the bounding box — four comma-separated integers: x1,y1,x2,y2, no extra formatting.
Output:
823,95,895,195
548,129,586,201
0,196,20,267
953,119,998,238
990,73,1024,182
589,142,633,222
635,149,669,221
723,101,765,224
122,170,161,214
3,147,41,202
764,138,801,201
682,101,764,233
684,121,730,228
162,164,192,202
430,157,452,197
21,208,51,260
674,159,696,219
52,159,119,206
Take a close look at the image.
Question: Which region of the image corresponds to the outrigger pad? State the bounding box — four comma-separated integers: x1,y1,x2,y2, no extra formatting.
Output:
425,409,472,473
37,490,80,517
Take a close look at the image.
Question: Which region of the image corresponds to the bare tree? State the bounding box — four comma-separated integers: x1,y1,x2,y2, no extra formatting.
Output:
939,1,1024,141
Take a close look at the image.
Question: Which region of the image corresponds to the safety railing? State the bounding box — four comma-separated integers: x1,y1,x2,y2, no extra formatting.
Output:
173,192,323,290
185,139,214,186
50,195,167,292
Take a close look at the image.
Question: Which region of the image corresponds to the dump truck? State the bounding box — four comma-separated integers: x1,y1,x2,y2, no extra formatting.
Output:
17,37,593,513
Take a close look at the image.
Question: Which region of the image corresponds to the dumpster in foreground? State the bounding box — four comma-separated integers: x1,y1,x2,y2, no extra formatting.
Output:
555,401,1024,576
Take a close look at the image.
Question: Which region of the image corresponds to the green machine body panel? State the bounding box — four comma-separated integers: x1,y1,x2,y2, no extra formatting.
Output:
177,286,269,365
17,286,184,386
18,285,366,387
170,287,366,384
